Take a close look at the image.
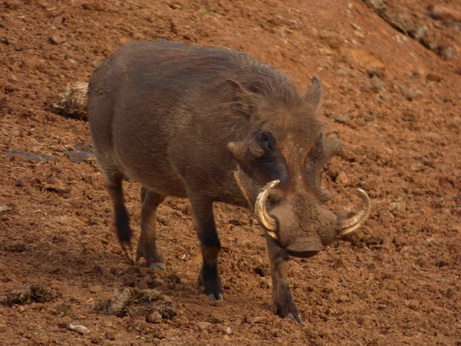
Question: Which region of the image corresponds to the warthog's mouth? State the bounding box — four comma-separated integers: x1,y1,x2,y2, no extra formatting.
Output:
254,180,371,242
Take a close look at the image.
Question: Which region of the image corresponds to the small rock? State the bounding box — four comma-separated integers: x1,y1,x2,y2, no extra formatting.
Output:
40,177,70,196
368,76,385,92
197,321,212,330
217,325,232,335
349,49,386,77
104,332,116,340
7,284,58,306
363,0,386,13
428,5,461,22
146,311,162,324
89,285,102,293
249,316,267,324
168,3,182,10
332,115,351,124
94,287,177,320
409,25,428,41
82,2,104,11
387,13,417,35
68,322,91,335
49,35,66,45
0,205,11,213
398,84,421,101
366,65,386,79
426,73,442,82
335,172,349,185
152,278,165,286
437,45,455,60
36,0,50,9
53,82,88,120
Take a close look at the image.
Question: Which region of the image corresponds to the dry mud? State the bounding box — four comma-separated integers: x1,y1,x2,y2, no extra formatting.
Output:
1,0,460,344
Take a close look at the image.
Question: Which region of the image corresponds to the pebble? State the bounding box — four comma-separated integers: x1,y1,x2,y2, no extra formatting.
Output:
197,321,212,330
437,45,455,60
368,76,385,92
0,205,11,213
104,332,116,340
89,285,102,293
249,316,267,324
69,322,91,335
349,49,386,77
146,311,163,324
49,35,66,45
398,84,421,101
426,73,442,82
428,5,461,22
53,82,88,120
81,2,104,11
363,0,386,12
332,115,351,124
217,325,232,335
335,172,349,185
411,25,427,41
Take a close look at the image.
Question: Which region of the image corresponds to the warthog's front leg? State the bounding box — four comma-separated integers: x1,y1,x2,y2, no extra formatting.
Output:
265,234,302,322
190,195,223,301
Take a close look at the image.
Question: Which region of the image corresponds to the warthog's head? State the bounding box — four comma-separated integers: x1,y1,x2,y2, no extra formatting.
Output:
228,77,370,257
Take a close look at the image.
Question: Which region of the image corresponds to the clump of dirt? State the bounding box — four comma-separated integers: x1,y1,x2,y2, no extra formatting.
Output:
6,284,59,306
1,0,460,344
53,82,88,120
94,287,177,322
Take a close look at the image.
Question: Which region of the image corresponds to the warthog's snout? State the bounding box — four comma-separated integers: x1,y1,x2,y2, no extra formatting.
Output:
254,181,371,257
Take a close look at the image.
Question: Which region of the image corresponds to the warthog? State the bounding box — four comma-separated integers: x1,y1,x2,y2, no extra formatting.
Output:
88,40,370,321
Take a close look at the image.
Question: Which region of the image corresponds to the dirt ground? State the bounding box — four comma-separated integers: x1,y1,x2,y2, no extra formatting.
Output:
1,0,460,344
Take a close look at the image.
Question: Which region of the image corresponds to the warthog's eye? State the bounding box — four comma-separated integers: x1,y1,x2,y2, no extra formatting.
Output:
252,131,287,182
256,132,274,151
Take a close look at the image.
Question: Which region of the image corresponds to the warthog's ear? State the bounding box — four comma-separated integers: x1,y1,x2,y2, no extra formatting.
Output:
304,77,322,111
226,79,260,119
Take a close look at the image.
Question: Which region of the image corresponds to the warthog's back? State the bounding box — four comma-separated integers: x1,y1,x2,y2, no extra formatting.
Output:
87,40,271,198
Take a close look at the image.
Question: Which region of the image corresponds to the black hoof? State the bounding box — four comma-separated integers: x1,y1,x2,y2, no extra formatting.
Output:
287,313,303,323
208,293,224,301
148,262,166,270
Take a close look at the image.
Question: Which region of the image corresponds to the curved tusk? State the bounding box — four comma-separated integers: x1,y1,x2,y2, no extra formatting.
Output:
265,230,278,240
338,188,371,236
255,180,280,233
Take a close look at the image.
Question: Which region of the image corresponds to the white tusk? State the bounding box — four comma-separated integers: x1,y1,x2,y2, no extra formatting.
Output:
338,188,371,236
255,180,280,233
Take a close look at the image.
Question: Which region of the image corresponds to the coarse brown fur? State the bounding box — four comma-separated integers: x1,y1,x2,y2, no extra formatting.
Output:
88,40,343,321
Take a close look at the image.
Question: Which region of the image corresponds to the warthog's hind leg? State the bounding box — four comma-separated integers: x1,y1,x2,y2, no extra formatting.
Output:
136,187,166,269
104,171,134,261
